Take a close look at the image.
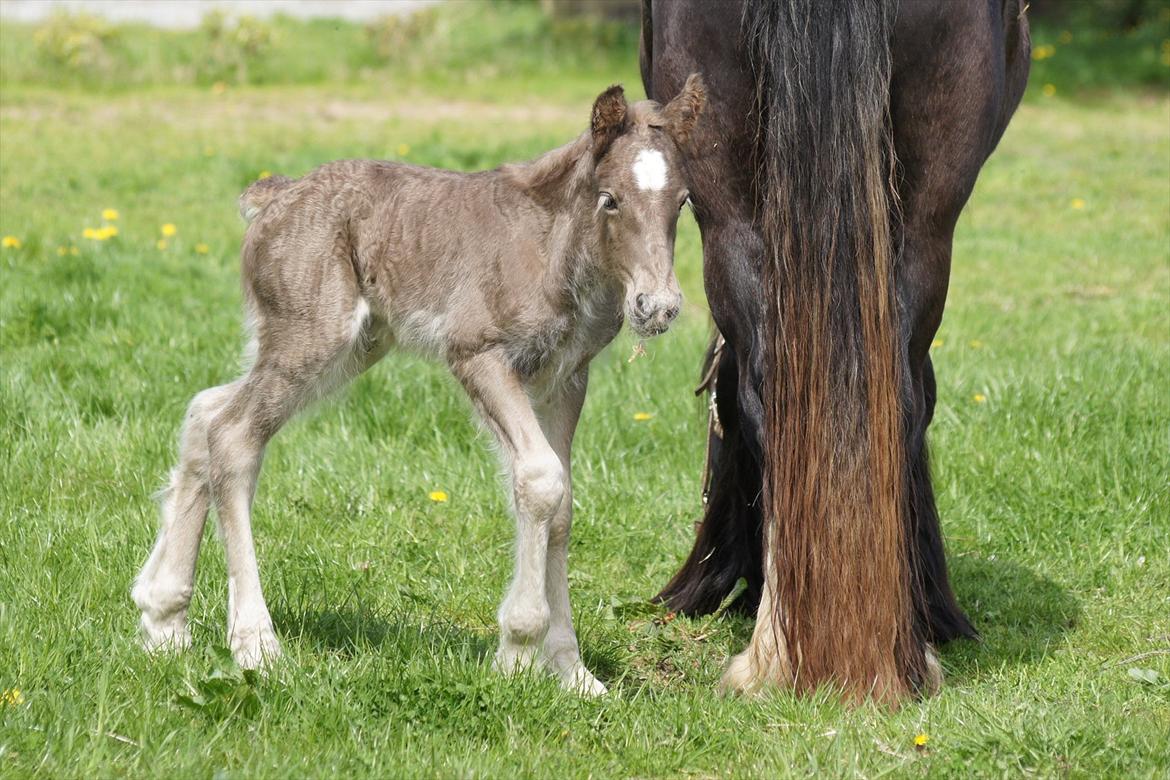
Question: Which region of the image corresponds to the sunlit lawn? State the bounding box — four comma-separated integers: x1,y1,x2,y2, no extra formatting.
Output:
1,75,1168,777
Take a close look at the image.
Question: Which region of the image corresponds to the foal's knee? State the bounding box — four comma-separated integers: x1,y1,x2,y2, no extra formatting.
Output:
513,453,566,520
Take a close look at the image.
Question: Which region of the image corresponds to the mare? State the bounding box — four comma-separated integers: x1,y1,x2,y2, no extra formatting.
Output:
640,0,1030,701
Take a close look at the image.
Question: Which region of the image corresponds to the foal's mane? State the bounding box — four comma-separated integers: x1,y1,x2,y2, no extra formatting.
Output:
501,133,594,206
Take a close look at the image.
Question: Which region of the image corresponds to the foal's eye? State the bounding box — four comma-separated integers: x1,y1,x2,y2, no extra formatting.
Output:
599,193,618,212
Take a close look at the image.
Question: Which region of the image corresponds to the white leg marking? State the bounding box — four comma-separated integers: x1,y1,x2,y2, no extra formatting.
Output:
720,580,792,695
536,375,607,696
208,400,282,670
134,384,236,655
494,449,562,675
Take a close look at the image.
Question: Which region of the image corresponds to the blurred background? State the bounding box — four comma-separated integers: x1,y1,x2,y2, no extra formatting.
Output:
1,0,1166,95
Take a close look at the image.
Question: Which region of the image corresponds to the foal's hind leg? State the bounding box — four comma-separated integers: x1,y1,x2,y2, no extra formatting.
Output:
208,306,373,669
133,382,237,650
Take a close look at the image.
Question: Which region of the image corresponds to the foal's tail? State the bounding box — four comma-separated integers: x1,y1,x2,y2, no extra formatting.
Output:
239,175,294,223
745,0,926,701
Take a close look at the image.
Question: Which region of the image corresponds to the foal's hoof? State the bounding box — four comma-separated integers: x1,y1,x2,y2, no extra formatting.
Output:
230,624,282,670
139,612,192,655
493,644,544,677
560,665,608,698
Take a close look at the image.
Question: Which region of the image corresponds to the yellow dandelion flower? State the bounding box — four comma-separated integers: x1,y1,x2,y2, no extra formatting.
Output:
102,208,119,221
2,688,24,707
157,239,168,251
195,243,210,254
969,339,984,349
396,143,410,157
98,225,117,239
1071,198,1086,210
428,490,449,503
931,338,943,349
160,223,177,237
1032,45,1056,61
914,733,929,747
973,393,987,404
633,412,654,421
1,235,21,249
1042,83,1056,97
70,246,79,256
258,170,272,180
83,227,99,240
57,246,67,256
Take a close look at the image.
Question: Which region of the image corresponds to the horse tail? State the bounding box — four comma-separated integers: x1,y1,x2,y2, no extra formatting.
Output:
745,0,926,701
239,175,294,223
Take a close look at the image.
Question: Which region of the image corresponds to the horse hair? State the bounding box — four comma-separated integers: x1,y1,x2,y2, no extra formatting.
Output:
746,0,927,701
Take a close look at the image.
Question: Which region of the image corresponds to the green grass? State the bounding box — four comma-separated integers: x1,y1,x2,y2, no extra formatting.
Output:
2,23,1169,780
0,3,641,100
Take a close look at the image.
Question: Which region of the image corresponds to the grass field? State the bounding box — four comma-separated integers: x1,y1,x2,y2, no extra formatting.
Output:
2,8,1169,779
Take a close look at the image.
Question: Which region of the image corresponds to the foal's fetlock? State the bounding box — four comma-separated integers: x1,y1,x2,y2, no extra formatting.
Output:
495,604,550,675
132,579,193,653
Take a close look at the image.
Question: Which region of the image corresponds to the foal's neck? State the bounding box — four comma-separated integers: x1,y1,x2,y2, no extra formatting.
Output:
504,134,614,309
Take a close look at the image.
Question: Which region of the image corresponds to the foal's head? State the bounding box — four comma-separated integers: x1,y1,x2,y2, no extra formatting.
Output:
588,74,706,338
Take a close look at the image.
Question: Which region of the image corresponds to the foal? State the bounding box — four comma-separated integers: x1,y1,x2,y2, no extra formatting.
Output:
132,76,706,695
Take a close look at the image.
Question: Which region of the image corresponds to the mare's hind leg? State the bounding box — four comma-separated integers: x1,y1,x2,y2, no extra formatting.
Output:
208,302,374,669
133,382,238,651
890,0,1026,647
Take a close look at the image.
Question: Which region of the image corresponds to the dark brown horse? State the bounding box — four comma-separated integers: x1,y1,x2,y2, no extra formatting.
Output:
641,0,1030,702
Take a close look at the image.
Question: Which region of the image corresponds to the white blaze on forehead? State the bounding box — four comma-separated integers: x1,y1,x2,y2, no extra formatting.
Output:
632,148,668,191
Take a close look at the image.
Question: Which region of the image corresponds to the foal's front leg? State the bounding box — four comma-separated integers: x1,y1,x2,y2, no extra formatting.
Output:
454,354,570,681
536,371,607,696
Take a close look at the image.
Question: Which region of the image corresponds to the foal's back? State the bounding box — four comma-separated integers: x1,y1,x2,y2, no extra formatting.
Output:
240,159,572,361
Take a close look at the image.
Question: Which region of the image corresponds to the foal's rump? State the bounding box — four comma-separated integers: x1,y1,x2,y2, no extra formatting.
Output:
234,165,380,382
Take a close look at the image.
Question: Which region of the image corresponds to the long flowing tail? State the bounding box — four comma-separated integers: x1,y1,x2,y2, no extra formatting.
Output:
746,0,926,700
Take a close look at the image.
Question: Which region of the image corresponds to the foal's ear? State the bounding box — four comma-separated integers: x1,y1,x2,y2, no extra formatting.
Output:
591,84,628,158
662,73,707,144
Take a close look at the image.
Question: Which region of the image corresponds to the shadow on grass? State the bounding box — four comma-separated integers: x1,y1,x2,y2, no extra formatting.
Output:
941,555,1080,682
272,604,494,663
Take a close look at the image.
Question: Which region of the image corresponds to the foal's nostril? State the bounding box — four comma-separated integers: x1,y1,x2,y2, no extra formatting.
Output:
665,305,680,321
635,293,649,318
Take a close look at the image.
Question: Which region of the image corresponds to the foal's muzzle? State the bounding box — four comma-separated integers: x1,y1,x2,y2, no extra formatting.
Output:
628,291,681,337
